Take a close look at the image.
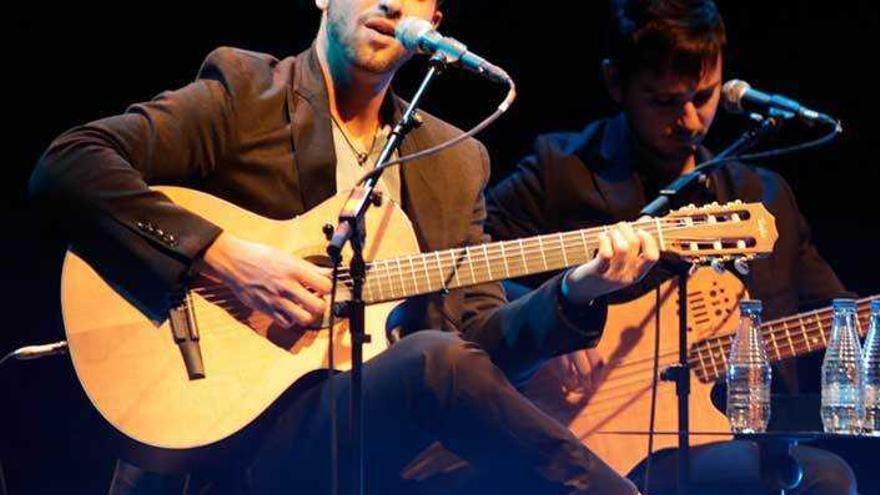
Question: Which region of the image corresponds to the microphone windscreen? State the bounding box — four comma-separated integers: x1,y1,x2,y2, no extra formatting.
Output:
722,79,751,114
395,17,433,51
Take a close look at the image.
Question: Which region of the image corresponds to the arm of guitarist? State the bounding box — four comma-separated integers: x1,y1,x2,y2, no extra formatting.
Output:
29,48,264,318
458,144,659,383
200,233,331,329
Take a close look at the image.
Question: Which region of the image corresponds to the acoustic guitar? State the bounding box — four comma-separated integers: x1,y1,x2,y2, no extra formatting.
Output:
525,268,878,475
61,186,776,469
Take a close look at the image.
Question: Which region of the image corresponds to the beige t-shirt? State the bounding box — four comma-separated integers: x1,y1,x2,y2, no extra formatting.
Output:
332,123,401,205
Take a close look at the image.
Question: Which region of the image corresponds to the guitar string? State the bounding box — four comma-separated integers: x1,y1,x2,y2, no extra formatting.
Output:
191,221,770,302
193,230,752,303
591,310,875,400
691,300,875,370
329,219,765,282
186,219,757,292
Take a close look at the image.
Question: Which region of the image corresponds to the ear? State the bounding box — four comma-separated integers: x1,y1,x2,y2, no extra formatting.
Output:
315,0,328,11
431,9,443,28
602,59,623,105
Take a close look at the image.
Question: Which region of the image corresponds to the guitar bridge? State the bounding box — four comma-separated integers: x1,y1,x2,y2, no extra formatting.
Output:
169,292,205,380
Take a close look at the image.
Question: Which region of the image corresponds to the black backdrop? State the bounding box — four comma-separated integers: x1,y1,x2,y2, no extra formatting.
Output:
2,2,878,493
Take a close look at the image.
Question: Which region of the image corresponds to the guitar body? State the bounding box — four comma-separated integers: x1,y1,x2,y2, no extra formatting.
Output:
62,187,420,465
525,268,748,475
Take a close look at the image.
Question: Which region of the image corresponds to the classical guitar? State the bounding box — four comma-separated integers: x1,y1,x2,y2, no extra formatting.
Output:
525,268,878,475
61,186,776,468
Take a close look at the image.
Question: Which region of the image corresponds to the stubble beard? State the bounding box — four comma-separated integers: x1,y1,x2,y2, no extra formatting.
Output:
326,9,405,76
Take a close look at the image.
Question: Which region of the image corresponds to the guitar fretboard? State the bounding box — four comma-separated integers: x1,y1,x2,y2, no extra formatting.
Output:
689,295,878,383
345,219,673,304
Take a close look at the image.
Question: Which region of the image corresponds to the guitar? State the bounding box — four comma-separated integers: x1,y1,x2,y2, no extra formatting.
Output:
61,186,776,469
524,269,878,475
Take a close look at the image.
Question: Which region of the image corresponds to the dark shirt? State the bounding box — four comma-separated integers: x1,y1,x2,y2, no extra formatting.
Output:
486,113,853,394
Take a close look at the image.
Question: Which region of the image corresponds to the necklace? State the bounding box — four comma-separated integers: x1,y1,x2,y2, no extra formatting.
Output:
330,116,380,166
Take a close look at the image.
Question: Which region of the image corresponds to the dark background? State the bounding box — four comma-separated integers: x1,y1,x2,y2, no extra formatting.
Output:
2,2,878,493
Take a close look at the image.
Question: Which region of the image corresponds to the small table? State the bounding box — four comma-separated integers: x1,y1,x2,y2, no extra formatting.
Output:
733,431,876,495
596,430,876,494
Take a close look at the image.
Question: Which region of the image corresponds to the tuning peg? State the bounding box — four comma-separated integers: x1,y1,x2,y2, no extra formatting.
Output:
734,258,751,275
711,258,726,274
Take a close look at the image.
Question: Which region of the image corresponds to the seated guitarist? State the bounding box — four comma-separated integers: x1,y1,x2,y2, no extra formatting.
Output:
29,0,662,494
486,0,858,494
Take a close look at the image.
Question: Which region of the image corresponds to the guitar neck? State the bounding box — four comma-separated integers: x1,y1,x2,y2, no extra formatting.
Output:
691,295,879,383
355,219,670,304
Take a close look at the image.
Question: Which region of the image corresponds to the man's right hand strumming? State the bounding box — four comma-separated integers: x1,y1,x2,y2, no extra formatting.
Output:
201,232,332,328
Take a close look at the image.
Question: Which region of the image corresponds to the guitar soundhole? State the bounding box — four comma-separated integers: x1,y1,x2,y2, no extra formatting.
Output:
300,254,354,330
192,279,320,352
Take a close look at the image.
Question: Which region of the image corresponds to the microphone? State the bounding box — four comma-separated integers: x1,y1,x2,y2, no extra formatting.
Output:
722,79,837,126
11,341,68,361
395,17,510,84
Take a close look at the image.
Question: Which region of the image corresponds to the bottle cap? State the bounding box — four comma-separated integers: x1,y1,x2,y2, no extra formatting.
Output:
740,299,763,315
832,298,857,311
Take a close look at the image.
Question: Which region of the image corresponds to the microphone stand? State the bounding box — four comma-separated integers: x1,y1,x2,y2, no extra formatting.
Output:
641,112,787,495
326,53,447,495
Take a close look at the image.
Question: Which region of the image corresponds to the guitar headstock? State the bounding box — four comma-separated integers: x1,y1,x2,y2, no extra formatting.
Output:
659,201,778,264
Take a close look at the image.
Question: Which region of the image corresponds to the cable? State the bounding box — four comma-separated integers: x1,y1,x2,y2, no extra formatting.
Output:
0,354,7,495
2,342,68,362
355,80,517,187
1,343,69,495
692,120,842,175
1,350,15,495
0,351,13,368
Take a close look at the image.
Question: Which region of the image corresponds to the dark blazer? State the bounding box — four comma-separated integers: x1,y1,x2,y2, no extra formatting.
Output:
29,46,606,377
486,113,852,391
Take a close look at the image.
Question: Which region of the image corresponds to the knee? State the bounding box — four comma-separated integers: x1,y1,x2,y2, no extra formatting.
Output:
396,330,489,371
396,330,505,398
415,331,496,379
793,446,858,495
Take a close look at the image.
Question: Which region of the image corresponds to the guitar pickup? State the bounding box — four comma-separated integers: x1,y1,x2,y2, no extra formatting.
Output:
169,293,205,380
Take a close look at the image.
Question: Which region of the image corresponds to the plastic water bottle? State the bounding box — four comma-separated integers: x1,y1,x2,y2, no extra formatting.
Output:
821,298,864,434
862,299,880,436
726,300,772,433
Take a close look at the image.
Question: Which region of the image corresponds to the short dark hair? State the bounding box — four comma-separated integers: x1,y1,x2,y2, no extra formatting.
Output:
606,0,726,83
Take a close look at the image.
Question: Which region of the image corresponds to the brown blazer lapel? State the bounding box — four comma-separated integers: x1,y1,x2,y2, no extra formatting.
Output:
286,52,451,252
398,115,451,253
289,47,337,211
